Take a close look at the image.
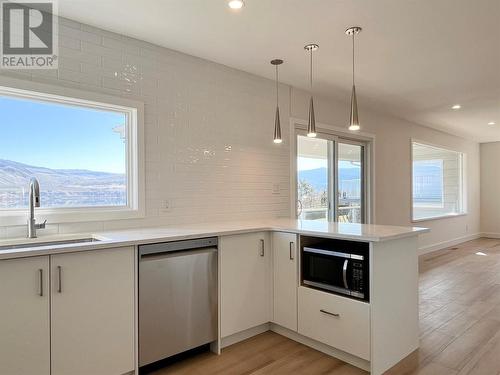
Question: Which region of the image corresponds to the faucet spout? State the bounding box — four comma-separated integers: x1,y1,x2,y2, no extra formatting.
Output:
27,177,45,238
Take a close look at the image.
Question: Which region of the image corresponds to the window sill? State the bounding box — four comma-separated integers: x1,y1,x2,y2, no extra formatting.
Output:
412,212,467,223
0,206,145,226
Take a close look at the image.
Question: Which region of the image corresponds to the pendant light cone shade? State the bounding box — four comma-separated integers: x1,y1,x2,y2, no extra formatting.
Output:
273,106,282,143
307,96,316,137
305,44,318,137
271,59,283,144
349,85,360,131
346,26,362,131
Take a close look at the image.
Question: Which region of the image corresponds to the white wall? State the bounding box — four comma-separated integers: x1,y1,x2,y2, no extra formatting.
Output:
0,17,481,252
480,142,500,237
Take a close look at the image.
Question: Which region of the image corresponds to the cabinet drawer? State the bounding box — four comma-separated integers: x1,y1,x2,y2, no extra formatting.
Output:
298,286,370,360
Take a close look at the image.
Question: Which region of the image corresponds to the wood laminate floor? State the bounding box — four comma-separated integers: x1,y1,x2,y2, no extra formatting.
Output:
148,238,500,375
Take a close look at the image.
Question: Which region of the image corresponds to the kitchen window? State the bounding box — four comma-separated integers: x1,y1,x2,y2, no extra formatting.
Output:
296,131,369,223
0,82,144,224
412,141,465,221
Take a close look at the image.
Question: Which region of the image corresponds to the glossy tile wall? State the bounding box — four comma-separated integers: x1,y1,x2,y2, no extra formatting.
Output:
0,17,292,237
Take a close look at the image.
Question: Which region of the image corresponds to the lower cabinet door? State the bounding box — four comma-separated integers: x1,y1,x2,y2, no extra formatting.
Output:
0,256,50,375
220,232,272,337
51,247,135,375
298,286,370,360
273,232,298,331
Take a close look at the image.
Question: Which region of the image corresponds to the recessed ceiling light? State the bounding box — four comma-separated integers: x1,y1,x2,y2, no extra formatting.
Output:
488,121,496,125
228,0,244,9
451,104,461,110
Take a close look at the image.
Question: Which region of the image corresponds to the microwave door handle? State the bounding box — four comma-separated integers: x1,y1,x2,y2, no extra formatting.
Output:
343,259,349,289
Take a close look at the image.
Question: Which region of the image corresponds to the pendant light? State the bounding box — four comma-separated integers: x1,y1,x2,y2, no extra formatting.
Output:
346,26,362,131
304,44,319,137
271,59,283,144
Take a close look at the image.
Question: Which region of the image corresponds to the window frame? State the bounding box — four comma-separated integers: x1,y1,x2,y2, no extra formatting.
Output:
296,129,336,222
336,138,367,224
290,118,374,224
0,77,145,226
410,139,467,223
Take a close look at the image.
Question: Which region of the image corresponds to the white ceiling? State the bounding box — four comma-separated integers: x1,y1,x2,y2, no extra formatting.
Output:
59,0,500,143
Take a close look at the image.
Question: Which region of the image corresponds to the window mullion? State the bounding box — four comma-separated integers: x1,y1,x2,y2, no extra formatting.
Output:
330,139,338,222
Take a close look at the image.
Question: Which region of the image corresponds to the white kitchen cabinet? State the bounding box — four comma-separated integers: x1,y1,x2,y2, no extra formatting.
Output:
0,256,50,375
220,232,272,337
272,232,298,331
50,247,135,375
298,286,370,360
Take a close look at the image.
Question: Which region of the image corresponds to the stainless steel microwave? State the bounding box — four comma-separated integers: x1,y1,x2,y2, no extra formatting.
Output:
302,245,369,301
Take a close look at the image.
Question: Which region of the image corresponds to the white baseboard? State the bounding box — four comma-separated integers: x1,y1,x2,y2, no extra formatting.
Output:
220,323,270,348
480,232,500,239
418,233,481,255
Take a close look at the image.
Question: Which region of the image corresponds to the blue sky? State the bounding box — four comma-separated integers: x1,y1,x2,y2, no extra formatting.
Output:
0,96,126,173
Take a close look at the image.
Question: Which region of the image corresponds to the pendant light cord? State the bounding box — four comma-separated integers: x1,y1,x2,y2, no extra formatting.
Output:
310,48,313,91
275,65,279,106
352,32,355,86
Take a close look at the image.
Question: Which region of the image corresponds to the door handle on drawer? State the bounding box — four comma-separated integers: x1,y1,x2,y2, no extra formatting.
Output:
320,309,340,318
289,242,294,260
260,239,265,257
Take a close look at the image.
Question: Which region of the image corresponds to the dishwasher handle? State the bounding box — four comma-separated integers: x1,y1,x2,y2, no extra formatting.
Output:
139,237,218,258
140,247,217,262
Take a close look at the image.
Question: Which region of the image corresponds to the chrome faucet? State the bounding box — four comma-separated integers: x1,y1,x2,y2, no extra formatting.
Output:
27,177,46,238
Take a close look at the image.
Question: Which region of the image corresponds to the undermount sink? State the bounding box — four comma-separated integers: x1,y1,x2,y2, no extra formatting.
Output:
0,237,101,251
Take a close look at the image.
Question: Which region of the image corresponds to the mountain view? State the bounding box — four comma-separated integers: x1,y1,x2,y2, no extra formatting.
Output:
298,167,361,191
0,159,126,209
412,162,443,203
298,163,443,202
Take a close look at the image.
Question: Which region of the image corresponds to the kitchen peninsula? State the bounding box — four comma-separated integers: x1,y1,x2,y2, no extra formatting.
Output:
0,219,428,375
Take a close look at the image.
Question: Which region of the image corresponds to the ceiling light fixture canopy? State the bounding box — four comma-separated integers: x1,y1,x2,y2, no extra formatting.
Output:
271,59,283,144
305,43,319,138
452,104,461,110
346,26,362,131
228,0,244,9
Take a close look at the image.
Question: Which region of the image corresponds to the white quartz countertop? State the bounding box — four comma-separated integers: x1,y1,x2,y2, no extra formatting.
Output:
0,219,429,260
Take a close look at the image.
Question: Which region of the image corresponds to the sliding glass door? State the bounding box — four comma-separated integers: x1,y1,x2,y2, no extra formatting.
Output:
297,136,331,220
337,141,364,223
297,133,367,223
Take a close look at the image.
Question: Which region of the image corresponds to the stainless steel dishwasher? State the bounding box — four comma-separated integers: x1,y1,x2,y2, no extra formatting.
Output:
138,237,218,367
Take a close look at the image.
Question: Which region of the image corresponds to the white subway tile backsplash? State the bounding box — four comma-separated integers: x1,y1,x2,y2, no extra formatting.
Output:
58,56,82,72
5,224,59,239
59,25,101,45
60,35,82,50
58,69,101,87
102,37,140,56
59,46,101,66
31,69,58,78
82,41,120,60
0,15,291,237
58,221,104,234
4,226,27,239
